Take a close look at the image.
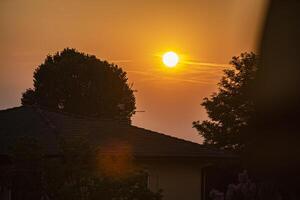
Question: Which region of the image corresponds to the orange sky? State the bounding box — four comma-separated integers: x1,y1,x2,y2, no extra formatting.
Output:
0,0,268,143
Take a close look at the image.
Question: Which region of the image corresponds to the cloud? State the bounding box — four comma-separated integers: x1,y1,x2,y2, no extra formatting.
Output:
110,59,132,63
126,61,232,85
182,60,230,68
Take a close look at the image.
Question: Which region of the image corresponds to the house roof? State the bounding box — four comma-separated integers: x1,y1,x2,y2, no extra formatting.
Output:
0,106,234,159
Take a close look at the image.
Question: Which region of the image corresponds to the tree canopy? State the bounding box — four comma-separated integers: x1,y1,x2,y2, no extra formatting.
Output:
22,48,136,122
193,52,258,152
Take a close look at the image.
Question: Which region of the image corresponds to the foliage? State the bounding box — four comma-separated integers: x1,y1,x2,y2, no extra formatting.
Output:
193,52,258,152
210,171,284,200
8,137,44,200
21,88,35,106
88,173,162,200
21,48,136,122
225,171,256,200
209,189,225,200
4,136,162,200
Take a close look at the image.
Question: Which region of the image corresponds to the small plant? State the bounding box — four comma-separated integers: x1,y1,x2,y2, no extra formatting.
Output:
209,189,224,200
209,170,256,200
225,170,256,200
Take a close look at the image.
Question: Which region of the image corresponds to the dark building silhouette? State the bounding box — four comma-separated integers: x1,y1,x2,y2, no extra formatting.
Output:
0,106,235,200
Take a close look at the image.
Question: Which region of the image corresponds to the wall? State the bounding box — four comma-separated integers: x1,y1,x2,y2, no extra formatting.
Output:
140,159,204,200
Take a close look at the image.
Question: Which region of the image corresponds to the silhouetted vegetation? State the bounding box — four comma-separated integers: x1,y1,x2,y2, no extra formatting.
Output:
21,48,136,122
193,52,258,152
8,137,44,199
2,136,162,200
209,171,285,200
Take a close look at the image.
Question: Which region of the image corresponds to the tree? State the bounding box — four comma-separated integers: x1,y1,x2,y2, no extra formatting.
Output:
21,48,136,122
193,52,258,152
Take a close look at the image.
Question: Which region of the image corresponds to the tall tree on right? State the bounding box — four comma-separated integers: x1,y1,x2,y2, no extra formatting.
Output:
193,52,258,152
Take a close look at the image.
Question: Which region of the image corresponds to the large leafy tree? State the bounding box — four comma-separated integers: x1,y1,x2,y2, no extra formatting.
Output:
22,48,136,122
193,52,258,152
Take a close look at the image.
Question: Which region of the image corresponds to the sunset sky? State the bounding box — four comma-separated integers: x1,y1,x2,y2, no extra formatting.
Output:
0,0,268,143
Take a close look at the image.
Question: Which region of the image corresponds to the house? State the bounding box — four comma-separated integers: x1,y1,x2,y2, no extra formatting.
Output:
0,106,235,200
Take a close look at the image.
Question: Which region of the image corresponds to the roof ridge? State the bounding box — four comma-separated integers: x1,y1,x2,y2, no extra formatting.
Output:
0,106,23,113
30,105,123,122
31,106,59,135
130,126,234,155
0,106,236,158
131,125,204,146
0,107,216,149
25,106,206,147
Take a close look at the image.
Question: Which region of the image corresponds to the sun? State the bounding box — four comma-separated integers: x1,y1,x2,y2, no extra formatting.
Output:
162,51,179,68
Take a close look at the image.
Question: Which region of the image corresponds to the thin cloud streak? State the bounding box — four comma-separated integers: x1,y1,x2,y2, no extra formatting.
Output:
127,70,221,85
126,60,231,85
111,59,132,63
182,60,230,68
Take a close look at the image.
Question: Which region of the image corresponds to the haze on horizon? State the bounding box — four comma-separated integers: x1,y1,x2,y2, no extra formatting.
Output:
0,0,268,143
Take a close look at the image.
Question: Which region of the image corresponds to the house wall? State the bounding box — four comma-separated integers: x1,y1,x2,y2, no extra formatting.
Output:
140,160,205,200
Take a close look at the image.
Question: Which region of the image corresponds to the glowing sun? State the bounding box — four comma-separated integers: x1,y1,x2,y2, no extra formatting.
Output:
162,51,179,68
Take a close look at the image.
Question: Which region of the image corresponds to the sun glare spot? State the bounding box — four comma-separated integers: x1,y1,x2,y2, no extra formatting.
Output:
163,51,179,68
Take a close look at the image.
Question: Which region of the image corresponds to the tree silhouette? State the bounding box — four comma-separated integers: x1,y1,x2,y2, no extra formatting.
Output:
21,48,136,122
193,52,258,152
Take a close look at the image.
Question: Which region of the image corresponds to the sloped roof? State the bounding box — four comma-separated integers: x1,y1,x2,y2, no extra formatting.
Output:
0,106,233,159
